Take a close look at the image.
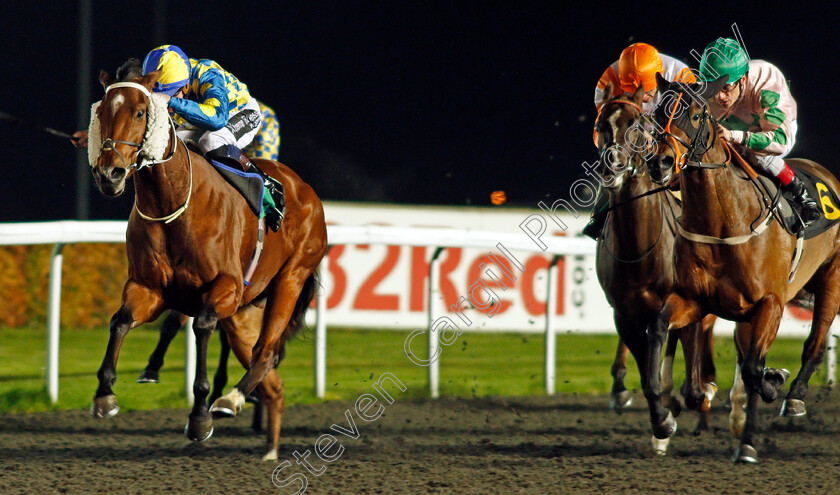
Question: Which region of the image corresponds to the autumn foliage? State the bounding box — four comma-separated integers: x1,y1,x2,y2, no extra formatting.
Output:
0,244,128,328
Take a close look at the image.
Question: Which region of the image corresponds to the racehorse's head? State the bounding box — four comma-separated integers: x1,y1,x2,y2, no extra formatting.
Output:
593,83,648,190
647,73,727,185
90,69,161,196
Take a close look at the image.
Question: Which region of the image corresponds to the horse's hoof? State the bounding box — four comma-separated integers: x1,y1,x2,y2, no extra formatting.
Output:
780,398,807,417
652,411,677,439
731,443,759,464
651,435,670,455
210,397,239,418
262,448,279,461
764,367,790,386
90,395,119,418
609,390,632,412
705,382,719,401
136,369,160,383
185,418,214,443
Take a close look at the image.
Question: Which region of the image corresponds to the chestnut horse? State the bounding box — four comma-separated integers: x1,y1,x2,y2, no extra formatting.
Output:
594,84,717,453
646,74,840,463
88,68,327,461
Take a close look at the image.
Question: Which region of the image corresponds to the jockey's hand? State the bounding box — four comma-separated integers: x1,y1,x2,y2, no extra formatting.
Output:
716,124,732,142
72,130,88,149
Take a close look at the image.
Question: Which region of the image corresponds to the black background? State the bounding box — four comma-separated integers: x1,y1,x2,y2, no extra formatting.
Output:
1,1,835,221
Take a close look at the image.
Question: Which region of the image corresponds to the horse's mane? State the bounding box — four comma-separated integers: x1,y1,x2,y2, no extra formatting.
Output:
115,58,143,82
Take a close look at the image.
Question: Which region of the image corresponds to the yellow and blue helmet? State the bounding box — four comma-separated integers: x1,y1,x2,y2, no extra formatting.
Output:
142,45,191,96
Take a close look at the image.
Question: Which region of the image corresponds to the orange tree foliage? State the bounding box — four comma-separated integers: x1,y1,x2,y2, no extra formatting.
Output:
0,244,128,328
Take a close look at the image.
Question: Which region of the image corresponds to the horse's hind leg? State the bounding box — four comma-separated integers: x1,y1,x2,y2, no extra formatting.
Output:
138,311,189,383
609,338,632,412
219,301,283,460
92,281,163,418
782,261,840,417
217,269,317,412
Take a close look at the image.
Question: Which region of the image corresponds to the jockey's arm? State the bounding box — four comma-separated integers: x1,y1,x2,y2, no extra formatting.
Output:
167,70,231,131
734,89,794,157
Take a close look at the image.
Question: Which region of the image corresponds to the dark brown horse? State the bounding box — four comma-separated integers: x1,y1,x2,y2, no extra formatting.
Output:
594,84,717,453
88,68,327,460
647,74,840,462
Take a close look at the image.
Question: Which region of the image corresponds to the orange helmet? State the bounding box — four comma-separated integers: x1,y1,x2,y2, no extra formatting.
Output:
618,43,663,93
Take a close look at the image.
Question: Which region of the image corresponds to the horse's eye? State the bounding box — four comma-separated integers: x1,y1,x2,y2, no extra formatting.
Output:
136,110,145,119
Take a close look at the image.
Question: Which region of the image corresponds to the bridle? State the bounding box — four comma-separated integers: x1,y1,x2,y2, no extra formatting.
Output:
99,81,192,223
652,91,719,170
100,82,178,170
597,97,648,180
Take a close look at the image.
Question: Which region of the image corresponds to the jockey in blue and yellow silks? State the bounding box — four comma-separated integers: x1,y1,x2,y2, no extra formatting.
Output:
141,45,285,231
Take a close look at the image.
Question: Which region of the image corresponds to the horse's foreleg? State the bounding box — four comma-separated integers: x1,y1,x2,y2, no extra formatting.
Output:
645,295,703,442
138,311,189,383
733,295,785,463
609,338,632,412
729,352,746,438
92,281,163,418
783,262,840,417
186,275,240,441
660,329,681,417
185,305,217,442
208,330,231,405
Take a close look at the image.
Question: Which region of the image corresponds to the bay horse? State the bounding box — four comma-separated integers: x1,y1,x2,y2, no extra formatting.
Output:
88,68,327,461
594,83,718,453
646,73,840,462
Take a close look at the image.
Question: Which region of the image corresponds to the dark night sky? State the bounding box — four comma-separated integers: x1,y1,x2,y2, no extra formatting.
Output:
1,2,837,222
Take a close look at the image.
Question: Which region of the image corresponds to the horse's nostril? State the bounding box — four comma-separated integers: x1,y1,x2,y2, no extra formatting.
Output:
109,167,127,180
659,155,675,168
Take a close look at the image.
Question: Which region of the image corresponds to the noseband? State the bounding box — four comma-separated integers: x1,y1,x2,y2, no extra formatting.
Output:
597,98,648,179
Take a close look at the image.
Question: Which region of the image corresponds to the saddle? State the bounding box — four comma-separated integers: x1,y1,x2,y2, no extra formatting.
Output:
737,159,840,240
188,143,286,232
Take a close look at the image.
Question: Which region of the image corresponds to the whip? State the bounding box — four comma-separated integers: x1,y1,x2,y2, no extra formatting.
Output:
0,110,79,141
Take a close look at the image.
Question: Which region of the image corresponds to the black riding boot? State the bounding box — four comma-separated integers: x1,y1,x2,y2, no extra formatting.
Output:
245,163,286,232
582,191,609,240
783,175,821,227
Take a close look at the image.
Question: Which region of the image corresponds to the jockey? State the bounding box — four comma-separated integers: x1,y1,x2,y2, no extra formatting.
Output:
584,43,696,239
141,45,285,231
697,38,821,227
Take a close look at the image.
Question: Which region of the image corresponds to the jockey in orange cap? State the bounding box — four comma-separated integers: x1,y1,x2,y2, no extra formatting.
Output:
584,43,696,239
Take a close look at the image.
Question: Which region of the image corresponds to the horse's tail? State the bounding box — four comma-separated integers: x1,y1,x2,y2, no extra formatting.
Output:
287,272,318,340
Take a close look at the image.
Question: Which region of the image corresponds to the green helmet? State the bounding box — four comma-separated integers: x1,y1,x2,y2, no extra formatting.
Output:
698,38,749,84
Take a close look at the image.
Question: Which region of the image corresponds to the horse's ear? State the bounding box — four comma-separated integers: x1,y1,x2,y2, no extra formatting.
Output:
602,81,614,103
99,70,114,91
140,70,162,92
631,84,645,105
699,75,728,102
655,72,670,94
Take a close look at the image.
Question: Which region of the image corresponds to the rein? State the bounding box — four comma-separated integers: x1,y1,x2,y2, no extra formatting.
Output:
102,82,191,223
657,93,795,267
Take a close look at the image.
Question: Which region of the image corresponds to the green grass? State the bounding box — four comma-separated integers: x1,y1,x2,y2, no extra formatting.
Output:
0,324,827,413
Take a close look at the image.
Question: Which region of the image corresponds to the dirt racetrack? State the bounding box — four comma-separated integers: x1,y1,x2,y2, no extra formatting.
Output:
2,391,840,494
